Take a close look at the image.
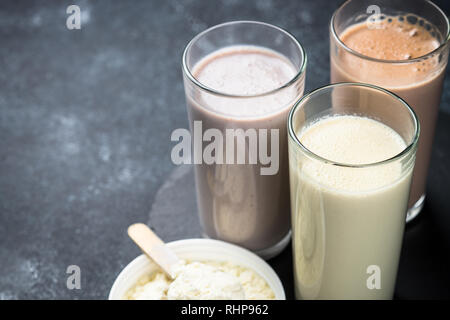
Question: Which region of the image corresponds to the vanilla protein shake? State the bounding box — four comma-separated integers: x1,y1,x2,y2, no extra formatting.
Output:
330,5,450,221
182,22,306,258
288,83,418,299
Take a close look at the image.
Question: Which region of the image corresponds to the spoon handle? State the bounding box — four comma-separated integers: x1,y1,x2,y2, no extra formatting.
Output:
128,223,180,279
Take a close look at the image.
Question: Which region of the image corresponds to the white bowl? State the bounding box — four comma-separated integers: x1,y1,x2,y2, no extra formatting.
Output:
109,238,286,300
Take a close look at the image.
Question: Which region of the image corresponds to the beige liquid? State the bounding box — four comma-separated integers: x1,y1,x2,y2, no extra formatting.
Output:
290,115,413,299
330,16,446,209
186,46,304,252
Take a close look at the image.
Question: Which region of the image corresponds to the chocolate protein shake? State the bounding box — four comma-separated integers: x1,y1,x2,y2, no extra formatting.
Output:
182,22,306,259
331,8,449,221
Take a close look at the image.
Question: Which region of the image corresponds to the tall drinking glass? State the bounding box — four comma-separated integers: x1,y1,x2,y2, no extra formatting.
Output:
330,0,450,222
182,21,306,259
288,83,419,299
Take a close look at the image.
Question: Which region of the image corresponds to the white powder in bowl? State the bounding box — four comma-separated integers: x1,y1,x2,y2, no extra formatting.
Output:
124,260,275,300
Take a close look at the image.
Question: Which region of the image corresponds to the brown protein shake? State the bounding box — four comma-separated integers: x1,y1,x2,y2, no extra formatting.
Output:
182,22,306,259
331,8,450,221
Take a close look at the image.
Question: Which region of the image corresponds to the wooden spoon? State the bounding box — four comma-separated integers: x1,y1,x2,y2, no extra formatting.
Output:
127,223,180,279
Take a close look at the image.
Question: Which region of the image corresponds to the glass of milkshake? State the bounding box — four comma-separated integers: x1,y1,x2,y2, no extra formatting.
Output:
330,0,450,222
288,83,419,299
182,21,306,259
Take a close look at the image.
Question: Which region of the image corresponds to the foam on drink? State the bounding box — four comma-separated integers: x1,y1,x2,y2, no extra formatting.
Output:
193,45,298,117
298,115,406,192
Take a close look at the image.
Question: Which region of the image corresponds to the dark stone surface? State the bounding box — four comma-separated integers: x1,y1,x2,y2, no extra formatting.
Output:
0,0,449,300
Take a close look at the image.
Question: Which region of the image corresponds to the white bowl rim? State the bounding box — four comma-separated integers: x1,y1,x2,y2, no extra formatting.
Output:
109,238,286,300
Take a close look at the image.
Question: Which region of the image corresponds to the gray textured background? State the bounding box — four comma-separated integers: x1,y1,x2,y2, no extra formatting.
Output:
0,0,449,299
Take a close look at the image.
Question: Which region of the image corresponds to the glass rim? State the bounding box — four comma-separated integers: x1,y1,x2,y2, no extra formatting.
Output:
330,0,450,64
287,82,420,168
182,20,307,99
